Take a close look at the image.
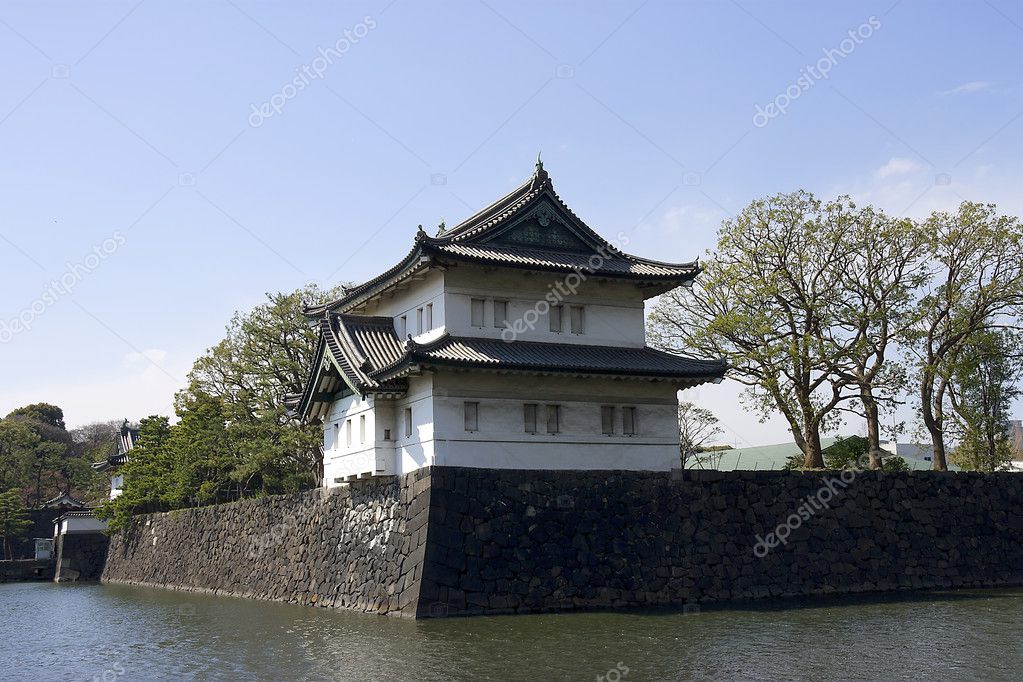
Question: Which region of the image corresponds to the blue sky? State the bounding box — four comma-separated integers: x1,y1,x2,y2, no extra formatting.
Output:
1,0,1021,447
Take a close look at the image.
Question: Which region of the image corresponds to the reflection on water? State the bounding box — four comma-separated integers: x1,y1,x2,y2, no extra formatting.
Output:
3,581,1022,681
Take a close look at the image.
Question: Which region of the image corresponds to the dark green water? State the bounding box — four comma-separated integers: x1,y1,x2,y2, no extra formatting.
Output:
4,582,1022,681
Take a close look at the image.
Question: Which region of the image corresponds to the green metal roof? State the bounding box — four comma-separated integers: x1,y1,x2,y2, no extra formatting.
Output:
685,437,959,471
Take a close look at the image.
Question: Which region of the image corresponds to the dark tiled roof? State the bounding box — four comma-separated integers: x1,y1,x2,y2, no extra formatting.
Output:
329,314,407,391
431,243,695,278
305,161,697,316
399,336,726,380
439,175,543,241
41,493,86,509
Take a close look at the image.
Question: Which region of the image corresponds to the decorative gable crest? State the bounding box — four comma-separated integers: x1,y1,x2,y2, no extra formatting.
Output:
484,198,592,253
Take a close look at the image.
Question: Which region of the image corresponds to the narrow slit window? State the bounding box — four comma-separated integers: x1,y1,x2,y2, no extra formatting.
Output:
345,419,352,448
623,406,637,435
570,305,585,334
359,415,366,443
399,315,407,339
416,307,424,335
523,403,538,434
333,423,340,450
601,406,615,435
546,404,561,434
464,401,479,431
549,305,563,333
384,428,392,441
425,303,433,330
493,300,508,328
404,407,413,438
470,298,485,327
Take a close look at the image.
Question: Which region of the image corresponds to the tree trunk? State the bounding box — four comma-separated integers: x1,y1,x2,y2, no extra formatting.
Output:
921,368,949,471
861,388,884,469
803,429,825,468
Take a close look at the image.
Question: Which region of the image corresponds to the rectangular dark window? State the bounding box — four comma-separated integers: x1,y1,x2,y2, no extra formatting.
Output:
523,403,538,434
622,406,637,435
546,404,561,434
383,428,392,441
601,406,615,435
359,415,366,443
570,305,585,334
416,307,424,335
399,315,407,339
333,423,340,450
464,401,479,431
493,300,508,328
425,303,433,330
345,419,352,448
404,407,413,438
549,305,563,333
471,298,485,327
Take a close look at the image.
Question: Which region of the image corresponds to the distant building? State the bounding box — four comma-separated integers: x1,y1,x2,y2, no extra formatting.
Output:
91,419,138,499
879,441,962,471
290,159,726,484
686,437,958,471
39,492,86,510
686,437,842,470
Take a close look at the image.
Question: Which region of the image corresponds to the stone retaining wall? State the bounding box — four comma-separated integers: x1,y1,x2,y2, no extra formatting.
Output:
102,471,431,616
102,467,1023,618
0,559,54,583
420,468,1023,616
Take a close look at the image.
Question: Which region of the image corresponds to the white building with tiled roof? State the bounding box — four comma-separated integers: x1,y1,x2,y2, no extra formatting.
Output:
290,159,725,484
91,419,138,499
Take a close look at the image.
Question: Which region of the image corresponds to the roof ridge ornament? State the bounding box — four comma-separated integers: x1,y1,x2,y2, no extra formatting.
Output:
415,224,428,242
530,151,549,190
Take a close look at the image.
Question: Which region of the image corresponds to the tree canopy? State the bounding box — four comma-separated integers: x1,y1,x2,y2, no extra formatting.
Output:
650,195,1023,471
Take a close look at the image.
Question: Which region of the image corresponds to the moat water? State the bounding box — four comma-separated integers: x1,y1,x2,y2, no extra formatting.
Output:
4,582,1023,681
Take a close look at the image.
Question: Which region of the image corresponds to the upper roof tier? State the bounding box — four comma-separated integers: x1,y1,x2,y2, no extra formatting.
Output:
306,158,699,316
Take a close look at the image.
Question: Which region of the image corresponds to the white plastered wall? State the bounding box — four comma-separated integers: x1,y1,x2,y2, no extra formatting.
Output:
431,371,680,471
443,266,646,347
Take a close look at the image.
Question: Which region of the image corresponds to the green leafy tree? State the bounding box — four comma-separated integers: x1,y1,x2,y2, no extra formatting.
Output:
95,416,173,532
906,202,1023,470
6,403,66,430
947,331,1023,471
820,435,908,471
678,402,724,468
0,420,38,493
184,284,344,489
829,209,929,469
164,392,239,507
0,489,31,559
649,191,856,468
4,403,77,505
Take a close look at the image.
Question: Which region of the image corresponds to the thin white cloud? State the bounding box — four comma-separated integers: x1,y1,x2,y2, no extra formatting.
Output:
938,81,991,96
875,157,924,179
657,204,725,235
